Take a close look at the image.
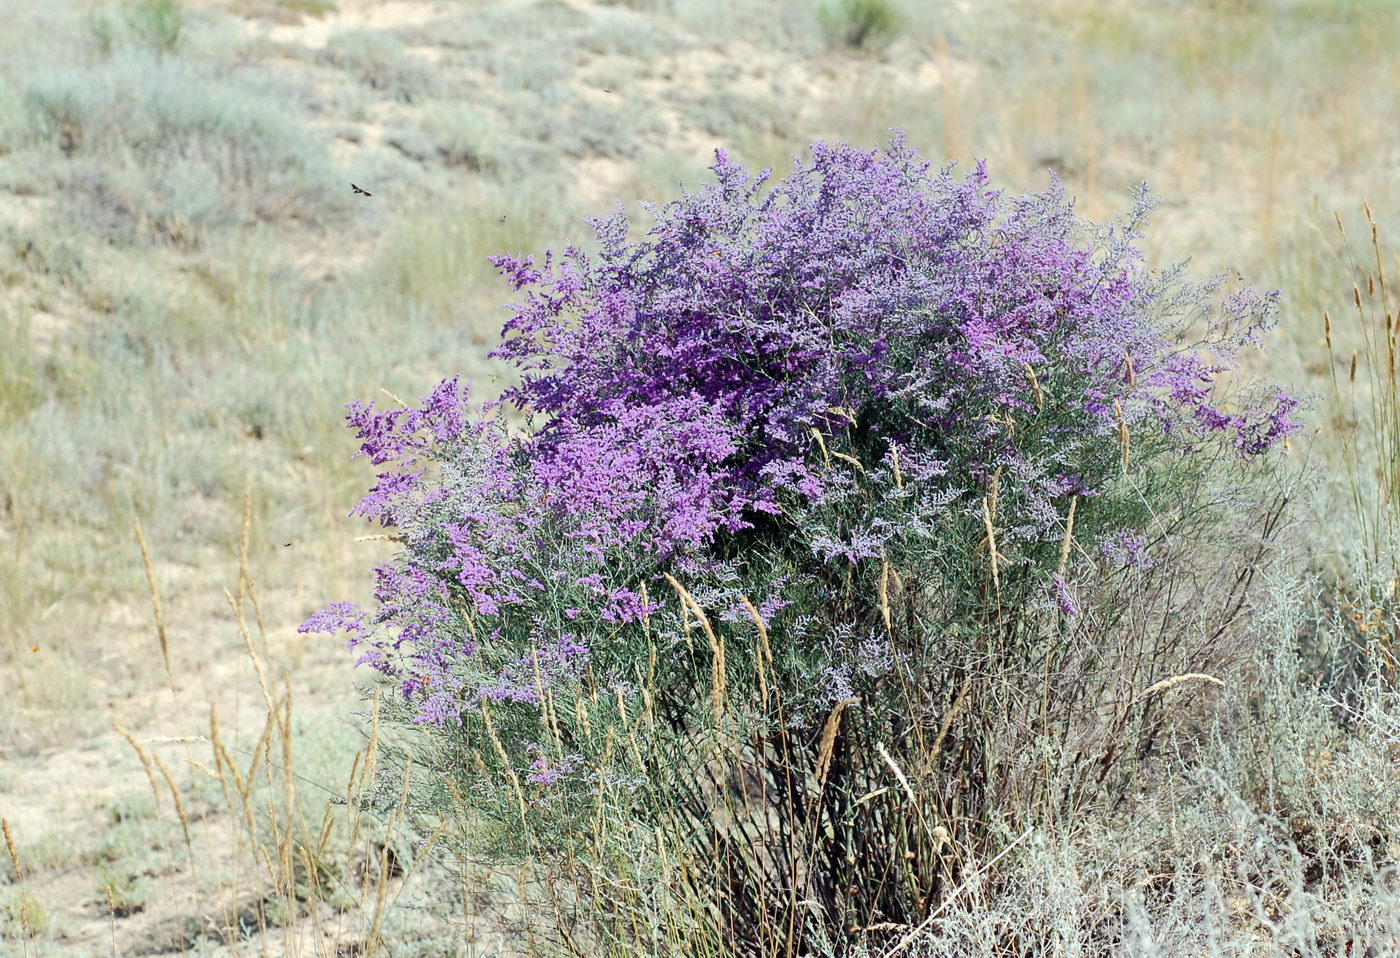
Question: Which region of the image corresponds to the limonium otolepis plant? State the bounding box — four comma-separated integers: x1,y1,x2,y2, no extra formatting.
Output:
304,134,1300,953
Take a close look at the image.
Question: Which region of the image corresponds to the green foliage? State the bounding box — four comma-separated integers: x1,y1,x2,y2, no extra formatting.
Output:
124,0,184,55
817,0,904,53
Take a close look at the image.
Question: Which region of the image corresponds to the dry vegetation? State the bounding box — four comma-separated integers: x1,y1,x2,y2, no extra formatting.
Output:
2,0,1400,954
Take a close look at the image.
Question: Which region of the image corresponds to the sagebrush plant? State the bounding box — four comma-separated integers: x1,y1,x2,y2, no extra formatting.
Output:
306,134,1299,953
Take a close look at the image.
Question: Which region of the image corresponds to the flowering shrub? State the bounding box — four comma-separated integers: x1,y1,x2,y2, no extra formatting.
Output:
305,134,1299,949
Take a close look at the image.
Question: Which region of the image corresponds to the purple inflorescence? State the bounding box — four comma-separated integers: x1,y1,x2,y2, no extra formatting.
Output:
301,134,1298,725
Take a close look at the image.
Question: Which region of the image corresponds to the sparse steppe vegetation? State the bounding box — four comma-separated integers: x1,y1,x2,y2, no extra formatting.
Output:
2,0,1400,954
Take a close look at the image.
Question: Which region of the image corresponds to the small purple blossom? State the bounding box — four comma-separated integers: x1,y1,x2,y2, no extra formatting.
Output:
1052,573,1080,617
1099,530,1158,570
526,752,582,787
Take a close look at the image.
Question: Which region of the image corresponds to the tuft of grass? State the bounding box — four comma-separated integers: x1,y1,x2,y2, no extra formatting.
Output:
373,183,585,326
123,0,184,55
1320,205,1400,582
2,893,49,939
817,0,905,54
87,0,186,58
96,866,152,917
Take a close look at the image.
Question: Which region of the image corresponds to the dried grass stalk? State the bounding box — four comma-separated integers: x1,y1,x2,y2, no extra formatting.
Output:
665,574,727,726
133,518,171,680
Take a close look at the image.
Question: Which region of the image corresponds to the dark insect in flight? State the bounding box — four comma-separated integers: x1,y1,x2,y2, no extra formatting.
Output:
351,184,372,196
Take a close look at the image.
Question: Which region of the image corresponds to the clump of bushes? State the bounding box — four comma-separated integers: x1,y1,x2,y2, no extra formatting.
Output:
16,52,343,244
318,30,435,104
307,135,1298,953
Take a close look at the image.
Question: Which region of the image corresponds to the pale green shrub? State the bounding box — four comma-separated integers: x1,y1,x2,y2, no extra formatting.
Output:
319,30,434,104
19,52,344,241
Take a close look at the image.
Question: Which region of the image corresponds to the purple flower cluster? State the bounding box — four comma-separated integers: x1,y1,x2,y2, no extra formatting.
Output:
302,134,1299,726
1099,529,1158,571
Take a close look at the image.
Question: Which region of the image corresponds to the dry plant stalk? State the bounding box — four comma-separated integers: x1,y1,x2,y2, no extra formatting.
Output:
980,497,1002,596
531,653,564,758
1323,205,1400,576
814,699,859,796
878,560,893,634
1114,399,1131,472
3,818,21,880
831,449,865,472
1057,496,1079,578
238,484,252,607
480,700,531,827
1024,363,1044,409
877,742,917,808
366,754,415,957
225,587,274,711
246,573,270,650
105,883,118,954
152,752,193,850
2,818,30,947
1138,672,1225,701
114,723,163,803
927,678,972,768
133,518,171,679
665,574,727,726
739,596,773,708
